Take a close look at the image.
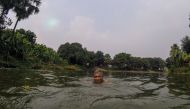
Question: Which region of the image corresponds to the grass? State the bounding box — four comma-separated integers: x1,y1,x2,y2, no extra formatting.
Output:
169,67,190,74
64,65,82,72
0,56,83,73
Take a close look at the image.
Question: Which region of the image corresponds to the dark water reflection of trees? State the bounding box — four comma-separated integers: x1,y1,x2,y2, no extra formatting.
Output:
168,73,190,95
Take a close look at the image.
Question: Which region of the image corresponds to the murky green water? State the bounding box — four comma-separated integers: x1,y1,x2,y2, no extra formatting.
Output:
0,69,190,109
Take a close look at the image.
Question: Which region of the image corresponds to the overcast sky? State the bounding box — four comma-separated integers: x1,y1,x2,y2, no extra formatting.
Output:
9,0,190,59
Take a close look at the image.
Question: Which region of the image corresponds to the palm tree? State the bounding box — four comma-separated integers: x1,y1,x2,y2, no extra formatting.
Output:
12,0,41,34
0,0,16,29
0,0,15,17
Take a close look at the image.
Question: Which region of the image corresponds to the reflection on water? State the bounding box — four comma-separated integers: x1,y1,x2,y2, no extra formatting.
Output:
0,69,190,109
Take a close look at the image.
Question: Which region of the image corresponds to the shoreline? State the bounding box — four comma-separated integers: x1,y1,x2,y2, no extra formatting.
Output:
89,68,165,74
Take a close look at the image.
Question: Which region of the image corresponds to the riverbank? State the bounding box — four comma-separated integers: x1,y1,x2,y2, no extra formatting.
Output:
0,59,83,73
0,58,167,75
94,68,165,75
168,67,190,74
0,59,165,75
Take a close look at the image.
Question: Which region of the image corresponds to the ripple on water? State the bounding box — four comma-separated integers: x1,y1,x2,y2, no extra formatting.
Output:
0,70,190,109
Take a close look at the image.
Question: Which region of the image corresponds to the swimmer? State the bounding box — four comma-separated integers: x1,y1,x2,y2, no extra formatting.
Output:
93,70,104,84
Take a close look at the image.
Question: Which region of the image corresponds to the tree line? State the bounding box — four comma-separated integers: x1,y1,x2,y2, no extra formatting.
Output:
0,27,166,71
57,42,165,71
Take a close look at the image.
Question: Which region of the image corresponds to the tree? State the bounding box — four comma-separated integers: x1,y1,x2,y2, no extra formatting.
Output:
113,53,131,69
0,0,15,17
94,51,104,66
85,51,96,67
30,44,60,63
0,29,33,59
167,36,190,70
151,58,165,71
104,54,112,66
129,57,143,70
184,53,190,62
169,44,185,67
141,58,151,70
0,29,16,58
16,29,36,44
181,36,190,54
0,0,41,30
12,0,41,33
0,0,15,29
57,42,85,65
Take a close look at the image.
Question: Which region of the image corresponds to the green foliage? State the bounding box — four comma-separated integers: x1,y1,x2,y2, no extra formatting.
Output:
167,43,190,68
16,29,36,44
167,36,190,73
0,0,14,29
0,1,63,68
30,44,61,64
0,29,36,59
12,0,41,33
104,54,112,66
0,29,62,67
181,36,190,54
113,53,131,69
94,51,105,66
0,29,24,58
169,67,190,74
57,42,106,67
57,42,85,65
129,57,143,70
84,51,96,67
112,53,165,71
0,28,166,71
0,0,41,30
144,58,165,71
170,44,185,67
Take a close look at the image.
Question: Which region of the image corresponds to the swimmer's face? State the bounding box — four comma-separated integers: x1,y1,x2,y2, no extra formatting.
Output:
94,73,103,83
94,74,102,80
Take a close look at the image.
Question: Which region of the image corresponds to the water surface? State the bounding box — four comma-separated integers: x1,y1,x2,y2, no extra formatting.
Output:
0,69,190,109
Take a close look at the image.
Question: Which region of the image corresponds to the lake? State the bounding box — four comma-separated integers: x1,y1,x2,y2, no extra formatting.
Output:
0,69,190,109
